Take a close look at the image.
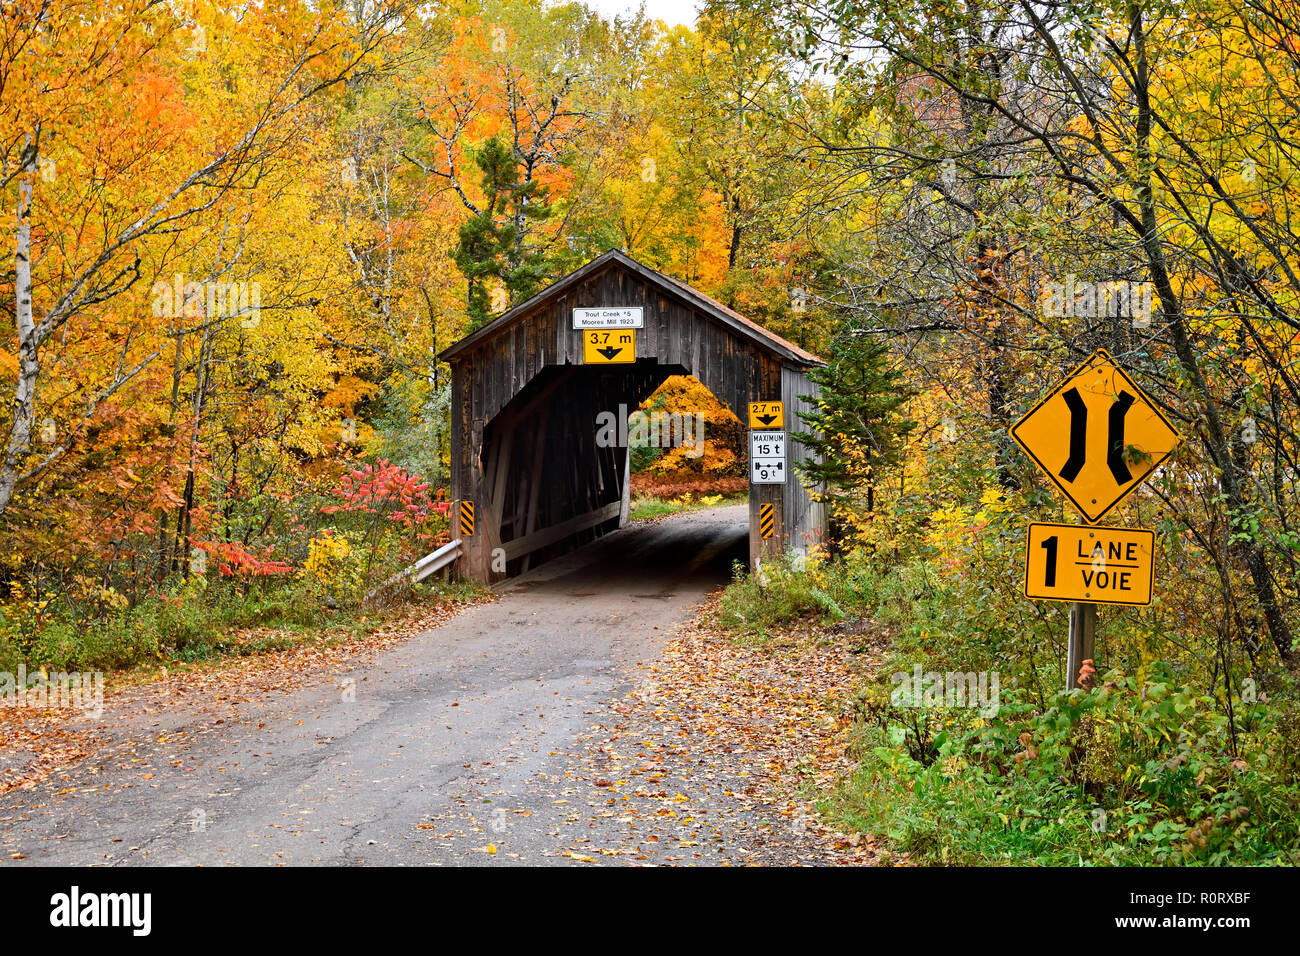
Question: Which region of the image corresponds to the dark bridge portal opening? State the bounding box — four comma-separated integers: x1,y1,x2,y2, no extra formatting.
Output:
442,250,826,585
483,359,689,578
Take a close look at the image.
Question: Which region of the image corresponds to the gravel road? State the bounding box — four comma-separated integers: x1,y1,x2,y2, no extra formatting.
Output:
0,506,801,866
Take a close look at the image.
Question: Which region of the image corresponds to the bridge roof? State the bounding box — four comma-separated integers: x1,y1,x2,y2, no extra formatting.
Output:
439,249,823,367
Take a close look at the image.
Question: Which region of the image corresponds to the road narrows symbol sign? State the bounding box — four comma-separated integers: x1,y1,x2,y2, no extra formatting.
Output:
582,328,636,363
1010,348,1181,523
1024,522,1155,606
748,401,784,429
459,500,475,537
750,430,786,484
759,503,776,538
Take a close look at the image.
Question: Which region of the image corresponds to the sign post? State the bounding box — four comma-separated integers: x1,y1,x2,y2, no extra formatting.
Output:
1010,349,1180,689
748,405,788,563
1067,602,1097,691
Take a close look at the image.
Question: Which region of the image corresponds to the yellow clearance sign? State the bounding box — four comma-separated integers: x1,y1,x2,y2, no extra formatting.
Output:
582,329,636,364
1010,349,1180,523
1024,522,1156,606
748,401,784,429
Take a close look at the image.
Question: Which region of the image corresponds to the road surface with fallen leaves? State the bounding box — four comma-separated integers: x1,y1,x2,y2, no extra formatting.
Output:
0,505,879,866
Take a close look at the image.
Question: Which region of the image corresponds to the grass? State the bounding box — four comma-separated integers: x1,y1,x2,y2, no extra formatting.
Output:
711,549,1300,866
0,576,486,676
716,549,879,643
628,491,746,522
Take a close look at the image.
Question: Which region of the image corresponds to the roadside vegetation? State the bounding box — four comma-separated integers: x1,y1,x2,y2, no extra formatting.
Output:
0,576,482,677
721,546,1300,865
629,491,745,523
701,0,1300,868
1,458,484,674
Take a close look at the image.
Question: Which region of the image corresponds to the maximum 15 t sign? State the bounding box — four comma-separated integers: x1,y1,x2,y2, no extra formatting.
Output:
750,429,786,484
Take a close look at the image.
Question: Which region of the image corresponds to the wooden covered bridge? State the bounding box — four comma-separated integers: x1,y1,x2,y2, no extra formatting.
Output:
439,250,826,584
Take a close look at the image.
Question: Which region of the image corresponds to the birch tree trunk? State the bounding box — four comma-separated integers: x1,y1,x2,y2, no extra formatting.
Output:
0,133,39,515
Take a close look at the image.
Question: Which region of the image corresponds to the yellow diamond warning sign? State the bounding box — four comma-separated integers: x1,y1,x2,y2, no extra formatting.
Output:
582,329,635,364
1010,349,1180,523
1024,522,1155,606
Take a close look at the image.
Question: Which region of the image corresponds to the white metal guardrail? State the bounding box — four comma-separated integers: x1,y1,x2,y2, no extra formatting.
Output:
410,538,462,582
363,538,461,604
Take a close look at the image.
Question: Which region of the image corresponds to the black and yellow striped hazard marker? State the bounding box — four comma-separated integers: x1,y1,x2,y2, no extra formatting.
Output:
459,500,475,537
759,502,775,539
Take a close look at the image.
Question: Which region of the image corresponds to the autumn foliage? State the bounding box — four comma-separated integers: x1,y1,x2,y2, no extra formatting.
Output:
0,1,790,669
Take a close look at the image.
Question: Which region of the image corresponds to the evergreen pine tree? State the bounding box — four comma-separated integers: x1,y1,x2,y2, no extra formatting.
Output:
796,328,914,520
503,169,552,305
451,135,554,331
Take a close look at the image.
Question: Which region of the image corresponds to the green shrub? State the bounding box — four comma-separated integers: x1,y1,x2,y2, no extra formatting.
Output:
835,666,1300,865
12,577,328,672
717,549,882,642
27,614,162,671
211,584,326,631
714,544,1300,865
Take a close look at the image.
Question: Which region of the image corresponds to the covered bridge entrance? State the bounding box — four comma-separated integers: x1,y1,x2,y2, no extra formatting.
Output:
439,250,825,584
